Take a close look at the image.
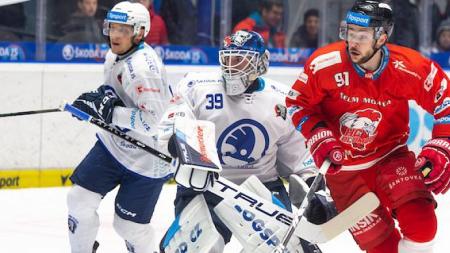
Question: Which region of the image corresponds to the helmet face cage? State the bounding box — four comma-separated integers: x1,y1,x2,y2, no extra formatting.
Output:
220,50,259,81
219,30,269,95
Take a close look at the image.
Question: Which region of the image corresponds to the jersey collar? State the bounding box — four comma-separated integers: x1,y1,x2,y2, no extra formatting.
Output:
352,45,389,80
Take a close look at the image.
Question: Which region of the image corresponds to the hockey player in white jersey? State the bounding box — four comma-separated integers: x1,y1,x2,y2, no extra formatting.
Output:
157,30,336,253
66,2,171,253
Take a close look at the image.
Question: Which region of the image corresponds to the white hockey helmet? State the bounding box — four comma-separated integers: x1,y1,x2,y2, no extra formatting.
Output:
103,1,150,38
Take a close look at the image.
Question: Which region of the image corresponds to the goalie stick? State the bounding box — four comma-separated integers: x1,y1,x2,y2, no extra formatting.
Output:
273,160,330,253
63,103,379,248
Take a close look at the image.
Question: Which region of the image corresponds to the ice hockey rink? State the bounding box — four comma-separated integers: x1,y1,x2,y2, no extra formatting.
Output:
0,185,449,253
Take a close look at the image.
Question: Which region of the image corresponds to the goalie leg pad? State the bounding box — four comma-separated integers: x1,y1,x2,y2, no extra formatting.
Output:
113,214,159,253
67,185,102,253
240,175,290,211
162,195,225,253
169,187,233,244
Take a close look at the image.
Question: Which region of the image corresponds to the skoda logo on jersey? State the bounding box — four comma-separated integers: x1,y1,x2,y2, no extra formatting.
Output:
217,119,269,166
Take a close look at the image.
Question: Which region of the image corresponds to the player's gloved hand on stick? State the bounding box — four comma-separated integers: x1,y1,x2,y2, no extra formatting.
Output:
415,138,450,194
307,127,344,175
72,85,124,124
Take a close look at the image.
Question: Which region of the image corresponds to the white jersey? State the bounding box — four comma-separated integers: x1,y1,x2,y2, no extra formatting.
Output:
171,72,312,184
97,43,172,179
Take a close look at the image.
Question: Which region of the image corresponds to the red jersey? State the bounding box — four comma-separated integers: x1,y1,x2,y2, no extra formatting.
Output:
286,41,450,170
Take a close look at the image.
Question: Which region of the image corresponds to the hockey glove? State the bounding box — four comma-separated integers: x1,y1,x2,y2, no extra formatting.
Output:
415,138,450,194
166,118,222,191
307,127,344,175
72,85,124,124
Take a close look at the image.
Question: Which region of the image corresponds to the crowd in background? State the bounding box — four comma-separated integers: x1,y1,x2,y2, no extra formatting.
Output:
1,0,450,53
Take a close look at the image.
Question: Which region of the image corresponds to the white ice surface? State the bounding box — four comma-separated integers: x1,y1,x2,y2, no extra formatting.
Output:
0,185,449,253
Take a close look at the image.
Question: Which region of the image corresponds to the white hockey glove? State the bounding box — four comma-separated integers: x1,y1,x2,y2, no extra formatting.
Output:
168,118,222,191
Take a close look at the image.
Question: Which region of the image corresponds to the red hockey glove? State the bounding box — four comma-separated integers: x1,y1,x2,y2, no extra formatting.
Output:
307,127,344,175
415,138,450,194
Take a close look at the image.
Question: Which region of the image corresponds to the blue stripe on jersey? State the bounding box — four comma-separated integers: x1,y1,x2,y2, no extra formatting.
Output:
352,45,389,80
162,215,181,248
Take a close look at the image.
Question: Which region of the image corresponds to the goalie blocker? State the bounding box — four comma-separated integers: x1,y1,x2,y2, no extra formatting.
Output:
168,118,222,191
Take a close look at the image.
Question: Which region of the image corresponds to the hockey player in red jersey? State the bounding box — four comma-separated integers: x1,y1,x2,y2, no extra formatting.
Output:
286,1,450,253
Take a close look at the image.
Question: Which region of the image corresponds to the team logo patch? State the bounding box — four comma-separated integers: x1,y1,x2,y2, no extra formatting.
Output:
217,119,269,166
274,104,287,120
339,108,382,151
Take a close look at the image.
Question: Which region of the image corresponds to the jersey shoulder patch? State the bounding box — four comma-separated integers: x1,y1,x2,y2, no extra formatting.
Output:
309,51,342,74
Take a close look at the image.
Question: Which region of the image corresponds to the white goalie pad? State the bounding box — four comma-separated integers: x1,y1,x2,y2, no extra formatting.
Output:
210,176,379,252
214,176,303,253
162,195,224,253
171,118,222,190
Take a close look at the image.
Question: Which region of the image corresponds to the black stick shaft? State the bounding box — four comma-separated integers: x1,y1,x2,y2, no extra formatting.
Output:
0,108,61,117
63,103,172,163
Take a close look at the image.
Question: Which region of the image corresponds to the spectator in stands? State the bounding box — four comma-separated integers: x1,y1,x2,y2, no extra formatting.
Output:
133,0,168,45
231,0,260,29
289,8,319,49
433,18,450,52
160,0,197,45
386,0,419,49
0,3,26,41
233,0,285,48
59,0,104,43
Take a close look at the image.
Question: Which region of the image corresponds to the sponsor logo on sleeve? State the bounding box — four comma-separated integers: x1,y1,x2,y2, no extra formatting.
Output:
435,78,448,103
424,63,438,91
287,89,301,100
434,115,450,125
297,72,308,83
309,51,342,74
136,85,161,94
434,97,450,115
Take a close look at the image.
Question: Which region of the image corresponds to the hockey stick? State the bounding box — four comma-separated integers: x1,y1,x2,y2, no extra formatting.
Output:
62,103,172,163
272,160,330,253
0,108,61,117
63,103,379,247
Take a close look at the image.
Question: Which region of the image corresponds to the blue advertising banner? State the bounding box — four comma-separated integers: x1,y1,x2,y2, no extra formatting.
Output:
0,42,35,62
46,43,109,63
0,42,315,66
431,52,450,69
